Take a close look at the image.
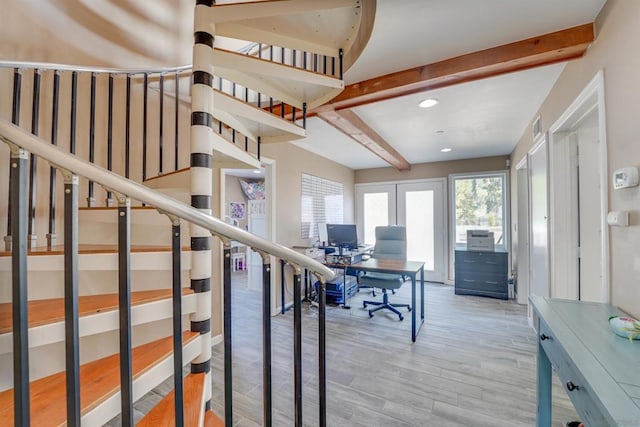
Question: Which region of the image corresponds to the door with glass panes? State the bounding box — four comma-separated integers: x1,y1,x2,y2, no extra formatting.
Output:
356,180,445,282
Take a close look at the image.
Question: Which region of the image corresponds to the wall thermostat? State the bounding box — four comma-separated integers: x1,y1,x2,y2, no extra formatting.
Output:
612,167,639,189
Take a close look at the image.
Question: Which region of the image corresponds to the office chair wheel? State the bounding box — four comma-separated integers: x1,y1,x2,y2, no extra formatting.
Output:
368,310,374,318
407,306,412,312
399,314,404,321
363,301,368,308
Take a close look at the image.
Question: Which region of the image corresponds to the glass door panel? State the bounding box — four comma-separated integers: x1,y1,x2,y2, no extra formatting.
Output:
397,181,445,282
355,184,396,245
363,192,389,244
404,190,434,270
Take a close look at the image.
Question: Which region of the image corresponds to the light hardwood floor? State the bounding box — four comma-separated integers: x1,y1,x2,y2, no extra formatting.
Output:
109,271,579,426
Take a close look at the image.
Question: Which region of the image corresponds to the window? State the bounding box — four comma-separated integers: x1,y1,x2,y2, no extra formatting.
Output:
300,173,343,239
451,172,508,249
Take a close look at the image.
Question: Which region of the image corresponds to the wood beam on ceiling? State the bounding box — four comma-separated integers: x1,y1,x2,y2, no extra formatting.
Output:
275,24,594,170
319,23,595,112
317,108,411,171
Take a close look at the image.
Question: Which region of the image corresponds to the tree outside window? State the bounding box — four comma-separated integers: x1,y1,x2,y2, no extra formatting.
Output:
454,175,505,246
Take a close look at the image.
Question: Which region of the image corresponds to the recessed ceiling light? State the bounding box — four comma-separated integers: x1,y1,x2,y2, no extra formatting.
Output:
418,98,439,108
441,148,452,153
252,170,261,174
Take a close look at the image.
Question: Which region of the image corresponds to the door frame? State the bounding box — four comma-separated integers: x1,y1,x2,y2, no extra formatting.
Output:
548,70,609,302
397,179,446,283
220,156,278,314
355,177,448,282
515,156,530,305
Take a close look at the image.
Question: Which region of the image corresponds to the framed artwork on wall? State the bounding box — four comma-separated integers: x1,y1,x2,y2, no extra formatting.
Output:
229,201,246,219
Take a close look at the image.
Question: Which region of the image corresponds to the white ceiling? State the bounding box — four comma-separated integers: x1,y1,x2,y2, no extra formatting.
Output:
293,0,607,170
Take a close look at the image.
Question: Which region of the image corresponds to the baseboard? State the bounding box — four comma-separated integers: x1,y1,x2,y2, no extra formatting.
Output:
211,334,223,347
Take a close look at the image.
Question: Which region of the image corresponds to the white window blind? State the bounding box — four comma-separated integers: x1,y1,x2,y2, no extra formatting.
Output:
301,173,343,239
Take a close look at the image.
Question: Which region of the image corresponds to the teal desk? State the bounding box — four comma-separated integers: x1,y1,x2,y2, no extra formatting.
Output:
530,296,640,426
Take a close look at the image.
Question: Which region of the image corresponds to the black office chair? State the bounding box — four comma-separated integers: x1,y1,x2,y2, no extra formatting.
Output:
360,226,411,321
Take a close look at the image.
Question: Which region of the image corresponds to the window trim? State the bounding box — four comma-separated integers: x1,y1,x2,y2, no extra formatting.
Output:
448,170,510,254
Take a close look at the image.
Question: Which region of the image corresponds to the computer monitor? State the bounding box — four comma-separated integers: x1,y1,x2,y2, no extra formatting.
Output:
326,224,358,250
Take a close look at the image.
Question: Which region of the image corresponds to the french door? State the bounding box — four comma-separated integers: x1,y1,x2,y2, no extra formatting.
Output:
356,180,446,282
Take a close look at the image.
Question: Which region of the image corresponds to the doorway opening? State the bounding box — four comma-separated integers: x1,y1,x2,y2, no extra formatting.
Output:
549,71,609,302
222,156,277,312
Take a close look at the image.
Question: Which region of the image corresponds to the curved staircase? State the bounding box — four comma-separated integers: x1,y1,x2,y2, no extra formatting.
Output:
0,0,374,425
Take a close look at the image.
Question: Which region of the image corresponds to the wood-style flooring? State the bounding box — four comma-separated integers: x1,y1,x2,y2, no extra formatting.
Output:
110,271,579,426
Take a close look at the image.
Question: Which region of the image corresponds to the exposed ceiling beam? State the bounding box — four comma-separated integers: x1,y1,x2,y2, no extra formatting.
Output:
315,23,595,113
317,108,411,171
281,24,595,170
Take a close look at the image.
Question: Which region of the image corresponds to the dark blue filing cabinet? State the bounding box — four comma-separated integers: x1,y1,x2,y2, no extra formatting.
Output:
454,249,508,299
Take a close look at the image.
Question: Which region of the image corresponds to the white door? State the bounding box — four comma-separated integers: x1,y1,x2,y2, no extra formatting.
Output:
529,138,549,298
397,181,445,282
516,160,530,305
355,184,396,245
356,180,446,282
248,200,267,291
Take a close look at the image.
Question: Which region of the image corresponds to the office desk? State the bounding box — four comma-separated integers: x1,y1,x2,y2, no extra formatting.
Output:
348,259,425,342
530,296,640,426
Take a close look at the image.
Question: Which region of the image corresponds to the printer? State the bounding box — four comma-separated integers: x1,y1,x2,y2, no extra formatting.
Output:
466,230,495,252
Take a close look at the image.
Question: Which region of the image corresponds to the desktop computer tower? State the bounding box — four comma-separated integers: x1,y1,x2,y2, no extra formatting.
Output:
314,275,358,304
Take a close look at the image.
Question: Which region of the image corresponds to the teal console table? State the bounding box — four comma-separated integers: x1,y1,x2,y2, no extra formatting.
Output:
530,296,640,426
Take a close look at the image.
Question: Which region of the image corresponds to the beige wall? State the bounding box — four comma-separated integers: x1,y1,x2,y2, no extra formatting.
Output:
260,142,354,310
355,155,510,184
262,142,355,247
0,0,191,67
0,69,190,248
510,0,640,317
0,1,109,67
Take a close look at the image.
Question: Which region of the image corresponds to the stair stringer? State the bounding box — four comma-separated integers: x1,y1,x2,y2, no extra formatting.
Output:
212,47,344,110
212,89,306,144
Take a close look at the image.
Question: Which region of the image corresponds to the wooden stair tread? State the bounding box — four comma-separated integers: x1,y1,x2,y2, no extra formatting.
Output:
205,410,225,427
0,331,199,425
0,244,190,257
137,373,206,426
0,288,194,335
144,167,190,184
